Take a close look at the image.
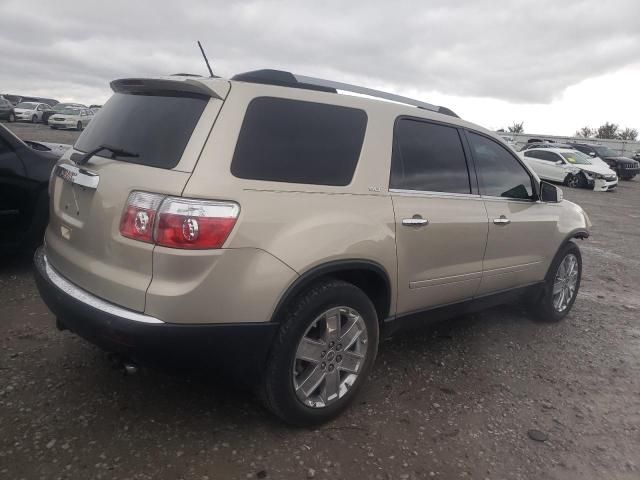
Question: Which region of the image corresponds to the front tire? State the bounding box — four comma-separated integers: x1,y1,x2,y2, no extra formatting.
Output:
261,279,379,426
76,121,83,131
565,173,585,188
31,115,38,123
8,112,15,122
532,242,582,322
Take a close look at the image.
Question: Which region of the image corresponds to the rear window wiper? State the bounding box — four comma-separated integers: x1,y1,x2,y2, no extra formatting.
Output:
76,144,139,165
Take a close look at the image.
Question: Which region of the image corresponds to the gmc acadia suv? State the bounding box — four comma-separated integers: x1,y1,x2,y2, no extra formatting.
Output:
34,70,591,425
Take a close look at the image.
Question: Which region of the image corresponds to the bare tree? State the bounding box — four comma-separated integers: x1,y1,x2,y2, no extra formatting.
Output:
575,126,593,138
595,122,619,139
507,121,524,134
618,127,638,141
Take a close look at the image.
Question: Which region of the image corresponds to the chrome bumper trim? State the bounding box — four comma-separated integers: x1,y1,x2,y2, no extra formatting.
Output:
36,249,164,324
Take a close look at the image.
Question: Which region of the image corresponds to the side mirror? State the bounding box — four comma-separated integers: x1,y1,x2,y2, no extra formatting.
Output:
555,160,564,166
588,152,596,157
540,181,563,203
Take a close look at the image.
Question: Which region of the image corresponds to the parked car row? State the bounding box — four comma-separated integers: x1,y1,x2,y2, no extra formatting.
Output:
517,140,640,192
520,147,618,191
0,94,100,129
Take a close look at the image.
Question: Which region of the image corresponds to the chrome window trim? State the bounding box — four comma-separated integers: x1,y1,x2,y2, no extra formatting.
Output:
480,195,536,203
37,250,164,324
389,188,481,200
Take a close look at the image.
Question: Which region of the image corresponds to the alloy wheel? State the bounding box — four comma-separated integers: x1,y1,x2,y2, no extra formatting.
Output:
552,253,578,312
567,175,580,188
293,306,368,408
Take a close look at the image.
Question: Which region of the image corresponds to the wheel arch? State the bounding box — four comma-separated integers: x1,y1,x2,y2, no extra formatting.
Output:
270,260,392,325
544,229,587,280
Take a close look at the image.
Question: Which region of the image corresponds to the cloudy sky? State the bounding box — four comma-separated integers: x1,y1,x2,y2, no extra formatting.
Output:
1,0,639,135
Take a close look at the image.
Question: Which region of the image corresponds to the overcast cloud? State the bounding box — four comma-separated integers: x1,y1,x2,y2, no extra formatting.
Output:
1,0,639,134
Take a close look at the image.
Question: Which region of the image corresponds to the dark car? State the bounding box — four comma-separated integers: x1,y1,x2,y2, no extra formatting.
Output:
569,143,640,180
0,124,57,253
520,142,573,151
0,97,15,122
42,102,87,124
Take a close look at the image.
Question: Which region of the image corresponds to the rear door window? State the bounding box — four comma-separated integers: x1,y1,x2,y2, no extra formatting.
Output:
535,150,559,162
231,97,367,186
390,119,471,193
74,92,208,169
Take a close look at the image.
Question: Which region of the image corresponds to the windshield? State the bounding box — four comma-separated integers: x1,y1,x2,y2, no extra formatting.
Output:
561,151,592,165
75,92,207,169
16,102,38,109
594,146,619,157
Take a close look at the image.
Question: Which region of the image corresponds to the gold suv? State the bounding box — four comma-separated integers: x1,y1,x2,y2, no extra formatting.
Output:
34,70,591,425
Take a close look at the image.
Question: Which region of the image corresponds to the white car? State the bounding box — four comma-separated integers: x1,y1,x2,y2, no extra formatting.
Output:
520,147,618,191
14,102,51,123
48,108,94,131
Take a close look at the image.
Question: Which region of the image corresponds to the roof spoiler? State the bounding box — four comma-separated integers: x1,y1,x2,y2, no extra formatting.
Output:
110,78,224,99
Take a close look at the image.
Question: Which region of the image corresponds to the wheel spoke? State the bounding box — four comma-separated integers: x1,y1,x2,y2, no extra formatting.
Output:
339,351,364,374
339,315,363,350
566,256,576,276
557,260,566,278
554,288,565,310
568,271,578,287
296,337,326,363
553,281,563,295
324,308,341,342
296,365,326,398
322,369,340,403
564,286,573,306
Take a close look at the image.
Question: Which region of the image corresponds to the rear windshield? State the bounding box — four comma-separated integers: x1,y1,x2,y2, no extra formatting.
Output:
231,97,367,186
74,92,208,169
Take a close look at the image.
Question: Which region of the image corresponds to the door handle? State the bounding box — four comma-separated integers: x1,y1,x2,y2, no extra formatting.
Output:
402,216,429,227
493,215,511,225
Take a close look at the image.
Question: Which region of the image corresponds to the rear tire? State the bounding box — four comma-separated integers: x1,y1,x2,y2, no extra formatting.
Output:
261,279,379,426
531,242,582,322
8,112,15,122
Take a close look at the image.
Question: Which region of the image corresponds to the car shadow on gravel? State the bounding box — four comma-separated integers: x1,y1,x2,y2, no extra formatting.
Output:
49,303,535,432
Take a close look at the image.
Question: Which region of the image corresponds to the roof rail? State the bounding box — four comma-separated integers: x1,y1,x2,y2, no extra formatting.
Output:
231,69,458,117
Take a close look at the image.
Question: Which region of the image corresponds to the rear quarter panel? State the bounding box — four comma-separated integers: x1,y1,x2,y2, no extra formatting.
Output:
181,82,399,321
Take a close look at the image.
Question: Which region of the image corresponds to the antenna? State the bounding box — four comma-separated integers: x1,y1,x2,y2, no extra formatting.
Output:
197,40,214,77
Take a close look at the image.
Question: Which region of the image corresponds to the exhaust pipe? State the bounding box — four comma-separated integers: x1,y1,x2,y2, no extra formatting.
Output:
123,362,139,375
107,353,139,375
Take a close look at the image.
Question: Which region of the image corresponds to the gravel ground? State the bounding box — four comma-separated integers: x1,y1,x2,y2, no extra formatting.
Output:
1,124,639,480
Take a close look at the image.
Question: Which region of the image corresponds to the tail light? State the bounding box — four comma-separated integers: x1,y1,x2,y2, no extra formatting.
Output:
119,192,164,243
155,198,239,249
119,191,239,249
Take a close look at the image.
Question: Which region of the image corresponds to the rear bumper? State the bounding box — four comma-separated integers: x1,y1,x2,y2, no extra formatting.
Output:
33,247,278,379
